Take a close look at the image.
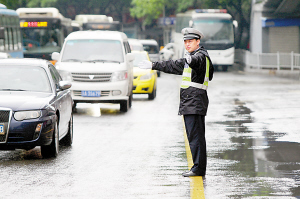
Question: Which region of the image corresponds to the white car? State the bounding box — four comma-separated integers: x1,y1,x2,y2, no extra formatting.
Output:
128,39,144,51
159,43,175,61
52,30,134,112
139,39,161,77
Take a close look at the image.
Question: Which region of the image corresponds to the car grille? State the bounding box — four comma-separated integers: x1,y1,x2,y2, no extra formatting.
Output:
73,90,111,97
0,109,12,143
72,73,112,82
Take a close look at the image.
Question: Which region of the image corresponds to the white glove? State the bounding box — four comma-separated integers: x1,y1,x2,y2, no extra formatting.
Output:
138,60,153,69
185,53,192,64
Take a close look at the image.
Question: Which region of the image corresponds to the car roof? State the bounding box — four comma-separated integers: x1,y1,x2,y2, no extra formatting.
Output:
65,30,128,41
139,39,158,45
131,50,148,55
0,58,49,68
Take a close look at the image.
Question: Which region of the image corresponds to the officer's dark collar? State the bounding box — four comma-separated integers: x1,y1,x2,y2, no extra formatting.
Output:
190,47,201,55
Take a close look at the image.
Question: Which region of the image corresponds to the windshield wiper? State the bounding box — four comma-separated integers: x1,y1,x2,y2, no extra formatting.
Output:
62,59,83,62
0,89,27,91
85,59,120,63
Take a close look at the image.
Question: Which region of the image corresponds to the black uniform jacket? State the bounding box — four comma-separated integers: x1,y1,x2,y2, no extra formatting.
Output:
152,46,214,116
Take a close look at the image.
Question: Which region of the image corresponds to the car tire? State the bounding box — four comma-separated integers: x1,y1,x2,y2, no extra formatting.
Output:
61,113,73,146
148,85,156,100
129,93,133,108
120,100,129,112
72,102,77,112
157,71,161,77
41,119,59,158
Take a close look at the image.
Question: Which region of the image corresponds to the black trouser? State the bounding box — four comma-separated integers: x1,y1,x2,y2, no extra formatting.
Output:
184,114,207,175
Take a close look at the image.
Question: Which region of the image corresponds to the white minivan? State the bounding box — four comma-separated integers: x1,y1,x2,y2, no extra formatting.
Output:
52,30,134,112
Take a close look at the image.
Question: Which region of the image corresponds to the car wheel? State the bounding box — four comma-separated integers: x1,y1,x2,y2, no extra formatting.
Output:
129,93,133,108
61,113,73,146
120,100,129,112
72,102,77,112
157,71,161,77
41,120,59,158
148,85,156,100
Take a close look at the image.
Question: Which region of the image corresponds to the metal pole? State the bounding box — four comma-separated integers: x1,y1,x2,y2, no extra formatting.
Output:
277,51,280,71
257,53,260,69
291,51,294,71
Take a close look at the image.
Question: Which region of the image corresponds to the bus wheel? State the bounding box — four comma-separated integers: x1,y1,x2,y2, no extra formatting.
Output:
222,65,228,71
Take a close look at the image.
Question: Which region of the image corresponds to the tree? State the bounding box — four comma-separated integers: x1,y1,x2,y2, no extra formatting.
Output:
130,0,166,26
203,0,251,49
130,0,196,26
130,0,251,49
0,0,27,9
27,0,57,7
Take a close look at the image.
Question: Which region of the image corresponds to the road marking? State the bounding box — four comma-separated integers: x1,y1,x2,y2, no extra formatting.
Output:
183,118,205,199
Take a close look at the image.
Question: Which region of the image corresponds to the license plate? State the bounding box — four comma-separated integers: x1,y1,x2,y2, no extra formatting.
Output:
81,90,101,97
0,124,4,135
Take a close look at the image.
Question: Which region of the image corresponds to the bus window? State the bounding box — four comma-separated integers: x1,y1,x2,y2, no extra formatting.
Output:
175,16,191,33
0,27,4,51
17,29,22,49
13,28,18,50
7,28,13,50
4,29,8,50
0,5,24,58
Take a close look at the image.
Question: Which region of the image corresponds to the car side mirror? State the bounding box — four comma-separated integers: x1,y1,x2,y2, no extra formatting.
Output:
51,52,60,61
57,81,72,91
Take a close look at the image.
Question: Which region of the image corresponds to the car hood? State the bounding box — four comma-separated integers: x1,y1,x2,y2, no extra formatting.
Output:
133,67,152,76
0,91,55,111
56,62,127,73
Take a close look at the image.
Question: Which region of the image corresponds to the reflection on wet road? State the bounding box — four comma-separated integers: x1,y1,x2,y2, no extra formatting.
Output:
205,71,300,198
0,70,299,198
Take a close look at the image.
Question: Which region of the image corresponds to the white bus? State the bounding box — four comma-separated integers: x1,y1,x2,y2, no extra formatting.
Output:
74,15,122,31
173,9,235,71
16,7,72,62
0,4,23,58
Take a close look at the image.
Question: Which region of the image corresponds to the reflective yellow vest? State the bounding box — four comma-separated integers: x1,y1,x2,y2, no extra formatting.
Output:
181,56,210,90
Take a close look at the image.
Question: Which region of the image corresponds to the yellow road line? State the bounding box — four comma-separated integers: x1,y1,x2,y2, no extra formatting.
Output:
183,118,205,199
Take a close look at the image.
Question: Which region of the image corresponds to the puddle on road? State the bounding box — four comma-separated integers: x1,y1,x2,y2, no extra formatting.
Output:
211,99,300,197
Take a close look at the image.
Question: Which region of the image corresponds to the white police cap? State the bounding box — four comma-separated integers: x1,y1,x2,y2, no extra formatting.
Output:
181,28,204,40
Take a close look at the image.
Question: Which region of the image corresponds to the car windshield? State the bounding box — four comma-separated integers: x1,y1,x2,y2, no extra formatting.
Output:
142,44,159,54
0,65,52,92
61,39,124,63
132,53,149,67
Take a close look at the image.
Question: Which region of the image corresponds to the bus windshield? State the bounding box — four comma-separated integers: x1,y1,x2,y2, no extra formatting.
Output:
193,19,234,44
22,28,61,54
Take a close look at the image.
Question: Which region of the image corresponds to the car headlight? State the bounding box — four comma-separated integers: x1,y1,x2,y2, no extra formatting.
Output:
140,73,153,80
14,111,41,121
58,70,72,82
111,71,128,82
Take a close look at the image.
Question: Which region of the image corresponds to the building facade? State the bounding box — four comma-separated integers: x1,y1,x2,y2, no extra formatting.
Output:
250,0,300,53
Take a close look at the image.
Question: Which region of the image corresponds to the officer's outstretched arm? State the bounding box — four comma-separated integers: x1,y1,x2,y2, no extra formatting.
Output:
152,59,185,75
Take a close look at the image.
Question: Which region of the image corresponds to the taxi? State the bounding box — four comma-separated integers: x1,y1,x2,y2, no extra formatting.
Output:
132,51,157,100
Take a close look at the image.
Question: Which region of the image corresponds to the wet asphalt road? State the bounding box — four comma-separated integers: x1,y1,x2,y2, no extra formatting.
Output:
0,67,300,198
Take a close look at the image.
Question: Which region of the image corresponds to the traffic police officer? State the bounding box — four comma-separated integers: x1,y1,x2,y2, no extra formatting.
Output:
138,27,214,177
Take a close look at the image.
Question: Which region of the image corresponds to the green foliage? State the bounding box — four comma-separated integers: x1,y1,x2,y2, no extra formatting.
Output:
130,0,196,25
130,0,165,25
0,0,25,9
27,0,57,7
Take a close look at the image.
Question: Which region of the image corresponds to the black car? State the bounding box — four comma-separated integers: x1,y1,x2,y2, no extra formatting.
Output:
0,58,73,158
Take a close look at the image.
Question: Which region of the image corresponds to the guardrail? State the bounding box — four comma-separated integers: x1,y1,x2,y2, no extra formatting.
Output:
235,49,300,71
